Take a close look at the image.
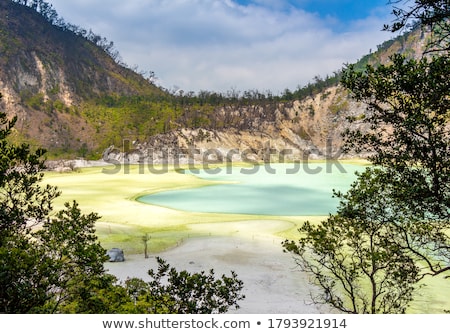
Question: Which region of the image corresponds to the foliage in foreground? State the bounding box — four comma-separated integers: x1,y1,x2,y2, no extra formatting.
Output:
123,258,245,314
284,0,450,314
284,53,449,313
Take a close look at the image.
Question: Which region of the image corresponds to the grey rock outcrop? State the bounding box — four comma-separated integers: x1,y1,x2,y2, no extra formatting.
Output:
106,248,125,262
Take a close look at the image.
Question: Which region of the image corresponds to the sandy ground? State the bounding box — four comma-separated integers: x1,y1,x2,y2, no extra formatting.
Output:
105,233,331,314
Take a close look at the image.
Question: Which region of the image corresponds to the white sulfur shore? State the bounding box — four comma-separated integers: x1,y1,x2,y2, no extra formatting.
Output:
105,234,333,314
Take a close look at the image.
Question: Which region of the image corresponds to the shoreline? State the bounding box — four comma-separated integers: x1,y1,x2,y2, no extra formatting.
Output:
105,234,332,314
44,157,372,172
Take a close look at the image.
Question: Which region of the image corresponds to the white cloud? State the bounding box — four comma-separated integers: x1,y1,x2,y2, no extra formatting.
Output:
48,0,395,93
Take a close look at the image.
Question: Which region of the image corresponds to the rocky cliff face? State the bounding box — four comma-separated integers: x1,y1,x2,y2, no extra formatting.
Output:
102,85,373,164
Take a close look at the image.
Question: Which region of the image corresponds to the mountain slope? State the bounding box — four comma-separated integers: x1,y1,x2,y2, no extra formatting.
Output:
0,0,164,156
0,1,432,161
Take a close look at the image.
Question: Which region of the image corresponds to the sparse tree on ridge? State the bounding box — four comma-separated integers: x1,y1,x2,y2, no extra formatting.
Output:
385,0,450,53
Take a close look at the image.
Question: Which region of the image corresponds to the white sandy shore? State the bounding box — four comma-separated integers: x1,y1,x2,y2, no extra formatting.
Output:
105,233,332,314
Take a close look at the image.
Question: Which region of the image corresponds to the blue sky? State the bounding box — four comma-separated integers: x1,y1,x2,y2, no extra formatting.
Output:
236,0,390,22
47,0,397,93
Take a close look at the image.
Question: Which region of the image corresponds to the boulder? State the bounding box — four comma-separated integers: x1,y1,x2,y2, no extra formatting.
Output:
106,248,125,262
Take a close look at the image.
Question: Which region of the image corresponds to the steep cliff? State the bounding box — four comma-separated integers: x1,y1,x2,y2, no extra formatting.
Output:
103,85,372,164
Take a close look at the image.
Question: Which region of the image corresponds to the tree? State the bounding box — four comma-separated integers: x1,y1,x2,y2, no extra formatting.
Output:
384,0,450,53
0,95,60,312
142,233,150,259
341,53,450,278
284,3,449,313
341,54,449,220
0,89,115,313
283,168,421,314
285,55,449,313
34,201,113,313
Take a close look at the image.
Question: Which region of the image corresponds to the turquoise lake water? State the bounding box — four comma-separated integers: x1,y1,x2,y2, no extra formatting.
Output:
137,163,367,216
